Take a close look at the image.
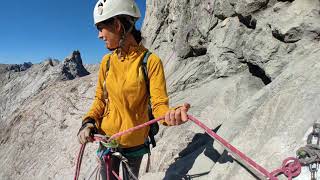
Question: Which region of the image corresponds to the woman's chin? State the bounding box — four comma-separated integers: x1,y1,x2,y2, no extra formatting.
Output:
106,45,117,51
107,48,117,51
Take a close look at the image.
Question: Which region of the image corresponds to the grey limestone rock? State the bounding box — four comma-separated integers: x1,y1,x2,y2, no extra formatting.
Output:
1,0,320,179
140,0,320,179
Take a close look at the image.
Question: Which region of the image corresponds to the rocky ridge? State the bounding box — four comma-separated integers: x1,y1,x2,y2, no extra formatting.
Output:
0,0,319,179
141,0,320,179
0,51,98,179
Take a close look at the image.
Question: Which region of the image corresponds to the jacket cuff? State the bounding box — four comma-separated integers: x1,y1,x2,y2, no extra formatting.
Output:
82,117,96,126
78,118,98,135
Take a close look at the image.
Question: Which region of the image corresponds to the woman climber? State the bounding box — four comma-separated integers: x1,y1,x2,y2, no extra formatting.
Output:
77,0,190,179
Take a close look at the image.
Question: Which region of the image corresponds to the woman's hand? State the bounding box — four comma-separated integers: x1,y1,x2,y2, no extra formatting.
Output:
165,103,191,126
77,123,95,144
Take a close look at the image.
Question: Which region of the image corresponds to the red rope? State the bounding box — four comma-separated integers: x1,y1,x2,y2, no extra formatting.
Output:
270,157,301,179
108,116,164,142
74,143,86,180
103,155,110,180
188,115,277,179
74,114,302,180
112,170,122,180
188,115,301,180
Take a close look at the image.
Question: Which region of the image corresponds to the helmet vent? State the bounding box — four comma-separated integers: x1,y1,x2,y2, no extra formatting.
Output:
97,2,103,15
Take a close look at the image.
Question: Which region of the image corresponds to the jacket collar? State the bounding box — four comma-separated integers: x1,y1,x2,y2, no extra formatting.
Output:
114,44,147,61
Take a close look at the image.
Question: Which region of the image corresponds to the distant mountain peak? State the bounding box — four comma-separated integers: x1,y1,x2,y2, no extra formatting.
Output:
60,50,90,80
6,62,33,72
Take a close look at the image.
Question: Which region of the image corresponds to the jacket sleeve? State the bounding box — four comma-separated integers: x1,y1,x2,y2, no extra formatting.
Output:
82,54,110,127
147,54,171,126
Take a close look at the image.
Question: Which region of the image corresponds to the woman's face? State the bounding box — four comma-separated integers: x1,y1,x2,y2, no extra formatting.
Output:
97,19,121,51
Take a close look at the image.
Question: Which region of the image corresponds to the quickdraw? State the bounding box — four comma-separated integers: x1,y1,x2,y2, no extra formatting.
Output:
75,115,304,180
297,123,320,180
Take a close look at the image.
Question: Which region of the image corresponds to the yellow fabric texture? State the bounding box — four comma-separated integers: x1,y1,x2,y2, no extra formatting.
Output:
83,45,170,148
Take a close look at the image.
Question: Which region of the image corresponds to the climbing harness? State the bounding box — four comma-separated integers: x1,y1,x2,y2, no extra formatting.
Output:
297,123,320,180
75,115,305,180
74,134,139,180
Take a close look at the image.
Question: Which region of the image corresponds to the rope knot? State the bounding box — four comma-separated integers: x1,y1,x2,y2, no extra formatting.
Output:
271,157,301,180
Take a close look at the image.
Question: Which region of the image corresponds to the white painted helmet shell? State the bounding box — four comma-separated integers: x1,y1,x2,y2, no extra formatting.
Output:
93,0,141,24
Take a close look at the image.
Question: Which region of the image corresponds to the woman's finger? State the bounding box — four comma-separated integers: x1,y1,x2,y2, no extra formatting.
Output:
170,110,175,125
175,108,181,124
80,133,85,144
183,103,190,111
165,111,170,124
181,107,188,122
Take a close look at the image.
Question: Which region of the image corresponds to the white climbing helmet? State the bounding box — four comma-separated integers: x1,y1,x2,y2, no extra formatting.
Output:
93,0,141,24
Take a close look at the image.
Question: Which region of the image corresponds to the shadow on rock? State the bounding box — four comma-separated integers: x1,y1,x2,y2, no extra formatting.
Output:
164,124,233,180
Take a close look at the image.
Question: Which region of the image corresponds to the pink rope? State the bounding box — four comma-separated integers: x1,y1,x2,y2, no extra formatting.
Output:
188,115,276,179
188,115,302,180
103,155,110,180
109,115,301,179
108,116,165,142
74,135,122,180
75,114,302,180
112,171,122,180
74,143,86,180
270,157,301,180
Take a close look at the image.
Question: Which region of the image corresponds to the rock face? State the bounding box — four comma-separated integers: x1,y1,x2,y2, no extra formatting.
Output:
60,50,90,80
140,0,320,179
0,0,320,180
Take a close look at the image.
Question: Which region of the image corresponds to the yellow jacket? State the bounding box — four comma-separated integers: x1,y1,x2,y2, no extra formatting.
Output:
83,45,170,148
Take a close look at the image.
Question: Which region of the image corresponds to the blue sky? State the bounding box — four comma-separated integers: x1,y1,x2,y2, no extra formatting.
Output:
0,1,146,64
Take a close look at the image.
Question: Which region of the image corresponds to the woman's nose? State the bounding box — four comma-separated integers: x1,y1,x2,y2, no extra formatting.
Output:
98,31,103,39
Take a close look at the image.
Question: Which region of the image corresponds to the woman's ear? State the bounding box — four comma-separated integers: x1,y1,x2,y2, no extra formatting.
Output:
113,18,122,34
